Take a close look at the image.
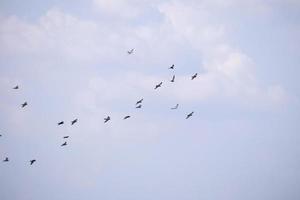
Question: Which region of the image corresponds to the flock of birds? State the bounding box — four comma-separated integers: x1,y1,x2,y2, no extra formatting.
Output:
2,48,198,165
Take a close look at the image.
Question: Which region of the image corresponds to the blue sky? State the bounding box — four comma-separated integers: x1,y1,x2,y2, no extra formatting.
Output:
0,0,300,200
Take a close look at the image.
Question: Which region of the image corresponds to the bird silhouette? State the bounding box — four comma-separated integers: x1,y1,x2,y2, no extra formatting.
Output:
21,102,27,108
170,75,175,82
186,112,194,119
63,136,69,139
123,115,131,120
191,73,198,80
3,157,9,162
136,104,142,109
127,48,134,55
104,116,111,123
155,82,163,89
30,159,36,165
169,64,174,69
136,98,143,105
61,142,67,146
71,119,78,125
171,104,179,110
57,121,64,125
13,85,19,89
0,134,2,137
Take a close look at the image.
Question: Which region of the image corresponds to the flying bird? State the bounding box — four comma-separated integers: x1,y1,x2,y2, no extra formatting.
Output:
57,121,64,125
30,159,36,165
61,142,67,146
21,102,27,108
0,134,2,137
123,115,131,120
127,48,134,55
191,73,198,80
186,112,194,119
171,104,179,110
3,157,9,162
170,75,175,82
154,82,163,89
104,116,111,123
13,85,19,89
136,98,143,105
169,64,175,69
71,119,78,125
136,104,142,109
63,136,69,139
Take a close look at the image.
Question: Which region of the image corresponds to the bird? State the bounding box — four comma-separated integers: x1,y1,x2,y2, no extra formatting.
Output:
63,136,69,139
3,157,9,162
186,112,194,119
0,134,2,137
21,102,27,108
171,104,179,110
104,116,111,123
169,64,175,69
61,142,67,146
71,119,78,125
136,104,142,109
13,85,19,89
154,82,163,89
30,159,36,165
136,98,143,105
191,73,198,80
127,48,134,55
123,115,131,120
57,121,64,125
170,75,175,82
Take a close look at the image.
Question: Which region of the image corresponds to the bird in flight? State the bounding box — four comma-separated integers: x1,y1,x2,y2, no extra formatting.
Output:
61,142,67,146
0,134,2,137
169,64,175,69
104,116,111,123
191,73,198,80
30,159,36,165
136,104,142,109
171,104,179,110
136,98,143,105
127,48,134,55
186,112,194,119
71,119,78,125
21,102,27,108
63,136,69,139
13,85,19,89
155,82,163,89
170,75,175,82
123,115,131,120
3,157,9,162
57,121,64,125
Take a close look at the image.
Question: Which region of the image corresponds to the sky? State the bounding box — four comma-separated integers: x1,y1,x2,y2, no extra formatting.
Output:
0,0,300,200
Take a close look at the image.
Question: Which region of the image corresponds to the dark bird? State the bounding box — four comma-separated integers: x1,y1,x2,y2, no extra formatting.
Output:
170,75,175,82
0,134,2,137
136,104,142,109
171,104,179,110
61,141,67,146
21,102,27,108
169,64,174,69
127,48,134,55
3,157,9,162
57,121,64,125
186,112,194,119
154,82,163,89
191,73,198,80
123,115,131,120
63,136,69,139
30,159,36,165
71,119,78,125
136,98,143,105
13,85,19,89
104,116,111,123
